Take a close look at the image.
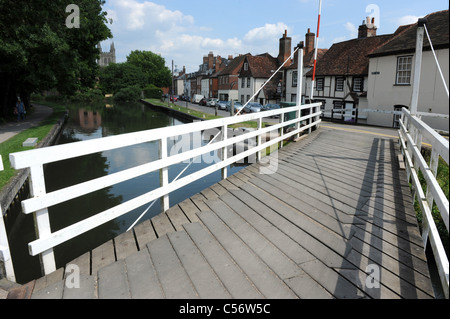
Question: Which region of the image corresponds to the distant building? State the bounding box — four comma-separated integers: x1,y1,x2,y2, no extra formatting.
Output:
98,42,116,67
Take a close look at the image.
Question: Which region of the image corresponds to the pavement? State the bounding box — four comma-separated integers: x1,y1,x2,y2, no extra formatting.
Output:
0,104,53,144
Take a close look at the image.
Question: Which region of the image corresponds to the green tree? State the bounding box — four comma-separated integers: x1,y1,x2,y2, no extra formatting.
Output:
126,50,172,88
98,62,147,95
0,0,111,117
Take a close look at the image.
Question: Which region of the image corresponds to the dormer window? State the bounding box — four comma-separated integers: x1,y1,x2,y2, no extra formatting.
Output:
244,62,248,71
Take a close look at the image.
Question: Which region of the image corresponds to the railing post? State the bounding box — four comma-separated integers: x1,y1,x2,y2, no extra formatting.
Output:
410,18,426,115
256,119,262,162
279,111,284,149
29,165,56,276
296,42,304,140
221,124,228,179
1,155,16,281
159,137,169,212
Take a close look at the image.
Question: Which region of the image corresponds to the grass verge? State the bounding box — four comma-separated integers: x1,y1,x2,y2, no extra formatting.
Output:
0,101,67,191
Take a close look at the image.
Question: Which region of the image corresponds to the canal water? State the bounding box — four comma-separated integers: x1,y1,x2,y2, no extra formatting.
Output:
7,102,247,284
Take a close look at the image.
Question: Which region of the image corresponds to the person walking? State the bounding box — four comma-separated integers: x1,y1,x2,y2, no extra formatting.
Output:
16,97,26,121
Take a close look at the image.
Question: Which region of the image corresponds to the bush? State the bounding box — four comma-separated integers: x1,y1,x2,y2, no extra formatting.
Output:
143,84,163,99
113,86,142,102
69,89,104,103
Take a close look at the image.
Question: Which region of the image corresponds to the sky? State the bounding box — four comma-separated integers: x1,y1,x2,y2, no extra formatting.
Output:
100,0,448,73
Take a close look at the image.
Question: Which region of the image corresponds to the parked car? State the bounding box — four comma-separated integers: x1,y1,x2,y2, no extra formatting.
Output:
226,101,245,114
199,98,207,106
193,94,204,103
262,103,281,117
245,102,263,113
217,101,228,110
206,98,219,107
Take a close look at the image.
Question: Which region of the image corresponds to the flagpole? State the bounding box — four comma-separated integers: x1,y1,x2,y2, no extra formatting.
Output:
309,0,322,103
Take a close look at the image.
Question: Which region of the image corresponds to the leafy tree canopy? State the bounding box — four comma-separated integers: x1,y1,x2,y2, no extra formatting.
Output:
126,50,172,88
0,0,112,117
98,62,147,95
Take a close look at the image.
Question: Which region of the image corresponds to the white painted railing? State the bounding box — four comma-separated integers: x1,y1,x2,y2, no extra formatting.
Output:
9,103,322,275
0,155,16,282
398,108,449,298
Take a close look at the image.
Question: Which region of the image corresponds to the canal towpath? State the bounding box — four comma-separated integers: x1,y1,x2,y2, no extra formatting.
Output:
0,104,54,144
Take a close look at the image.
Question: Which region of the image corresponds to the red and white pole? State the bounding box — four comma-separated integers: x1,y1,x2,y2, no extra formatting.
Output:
309,0,322,103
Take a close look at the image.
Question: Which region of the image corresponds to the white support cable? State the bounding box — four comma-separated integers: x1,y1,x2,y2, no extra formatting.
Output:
235,47,300,116
424,24,449,98
127,47,300,232
309,0,323,103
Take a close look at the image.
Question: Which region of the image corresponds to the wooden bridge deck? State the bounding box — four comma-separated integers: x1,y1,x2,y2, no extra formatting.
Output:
9,126,435,299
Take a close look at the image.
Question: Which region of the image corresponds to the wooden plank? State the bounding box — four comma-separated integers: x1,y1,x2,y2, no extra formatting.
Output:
98,260,130,299
33,268,64,292
200,187,218,200
183,222,263,299
66,252,90,277
300,259,366,299
133,219,157,249
224,190,316,265
114,230,138,260
147,235,199,299
190,193,209,212
125,249,164,299
205,199,304,280
178,199,200,223
91,240,115,275
151,213,175,237
166,205,190,231
168,231,231,298
239,183,355,269
197,210,297,299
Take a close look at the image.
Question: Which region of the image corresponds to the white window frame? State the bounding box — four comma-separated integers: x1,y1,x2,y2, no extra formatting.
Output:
396,55,413,85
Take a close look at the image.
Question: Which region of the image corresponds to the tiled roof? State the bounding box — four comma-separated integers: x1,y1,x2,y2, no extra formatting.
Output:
369,9,449,57
286,48,328,70
306,34,393,76
240,53,279,78
217,54,251,76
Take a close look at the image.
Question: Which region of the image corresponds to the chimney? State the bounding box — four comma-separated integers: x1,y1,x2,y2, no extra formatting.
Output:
278,29,292,65
208,51,214,70
215,56,222,72
305,28,315,56
358,16,377,38
228,55,233,60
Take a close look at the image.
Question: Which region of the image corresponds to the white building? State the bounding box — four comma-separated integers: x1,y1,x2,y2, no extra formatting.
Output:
367,10,449,131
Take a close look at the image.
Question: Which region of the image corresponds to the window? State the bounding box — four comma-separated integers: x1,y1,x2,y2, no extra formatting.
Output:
316,78,324,91
244,62,248,71
333,100,344,109
352,77,364,92
292,71,298,87
241,78,244,88
247,78,251,88
335,77,344,91
396,56,412,85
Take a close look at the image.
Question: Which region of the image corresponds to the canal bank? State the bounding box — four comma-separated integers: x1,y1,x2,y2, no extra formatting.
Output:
0,106,68,213
140,99,206,122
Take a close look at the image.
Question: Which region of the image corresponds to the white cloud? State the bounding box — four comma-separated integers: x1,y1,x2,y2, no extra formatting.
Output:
244,23,290,43
344,22,358,38
397,15,423,26
104,0,293,71
332,22,357,44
